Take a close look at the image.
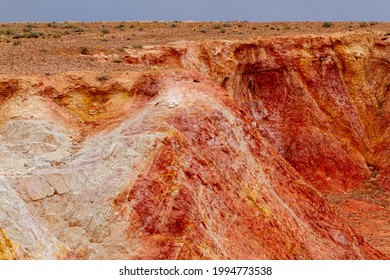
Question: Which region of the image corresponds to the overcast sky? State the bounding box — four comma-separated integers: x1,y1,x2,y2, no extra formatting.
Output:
0,0,389,23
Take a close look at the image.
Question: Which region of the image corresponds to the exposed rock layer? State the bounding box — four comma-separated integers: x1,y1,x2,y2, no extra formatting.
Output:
0,33,389,259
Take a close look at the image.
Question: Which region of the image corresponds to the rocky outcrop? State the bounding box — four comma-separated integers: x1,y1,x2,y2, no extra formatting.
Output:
0,33,388,259
0,228,28,260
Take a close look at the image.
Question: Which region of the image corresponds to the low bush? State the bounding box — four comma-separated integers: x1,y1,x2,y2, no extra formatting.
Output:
80,47,89,55
74,26,84,33
12,33,25,39
96,75,109,82
112,58,123,63
322,22,333,28
132,43,143,49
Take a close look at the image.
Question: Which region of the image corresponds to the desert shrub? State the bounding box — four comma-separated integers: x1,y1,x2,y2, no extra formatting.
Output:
12,33,25,39
28,31,40,38
200,30,207,33
13,40,21,46
101,29,110,34
213,24,222,29
132,43,143,49
322,22,333,28
47,22,58,28
223,23,231,27
64,23,75,29
80,47,89,55
360,22,368,27
220,29,226,33
112,58,123,63
74,26,84,32
96,74,109,82
116,22,125,29
6,28,18,35
23,26,32,33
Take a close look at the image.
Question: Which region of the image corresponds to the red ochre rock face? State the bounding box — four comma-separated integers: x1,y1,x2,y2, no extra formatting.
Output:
0,34,389,259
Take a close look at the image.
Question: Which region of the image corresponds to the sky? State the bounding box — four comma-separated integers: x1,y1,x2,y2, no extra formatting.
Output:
0,0,389,23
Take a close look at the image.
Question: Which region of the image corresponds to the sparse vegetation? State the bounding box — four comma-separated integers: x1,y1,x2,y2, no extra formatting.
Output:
322,22,333,28
23,26,32,33
74,26,84,33
132,43,143,49
223,23,231,28
96,74,109,82
28,31,40,38
213,24,222,30
53,32,62,38
12,33,25,39
101,29,110,34
360,22,368,28
116,22,125,29
112,58,123,63
64,23,75,29
13,40,21,46
6,29,18,35
47,22,58,28
80,47,89,55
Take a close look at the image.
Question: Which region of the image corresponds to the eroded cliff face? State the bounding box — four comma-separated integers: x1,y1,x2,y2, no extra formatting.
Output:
131,34,389,193
0,33,388,259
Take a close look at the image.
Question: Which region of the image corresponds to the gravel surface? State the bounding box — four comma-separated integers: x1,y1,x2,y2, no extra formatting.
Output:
1,21,390,75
